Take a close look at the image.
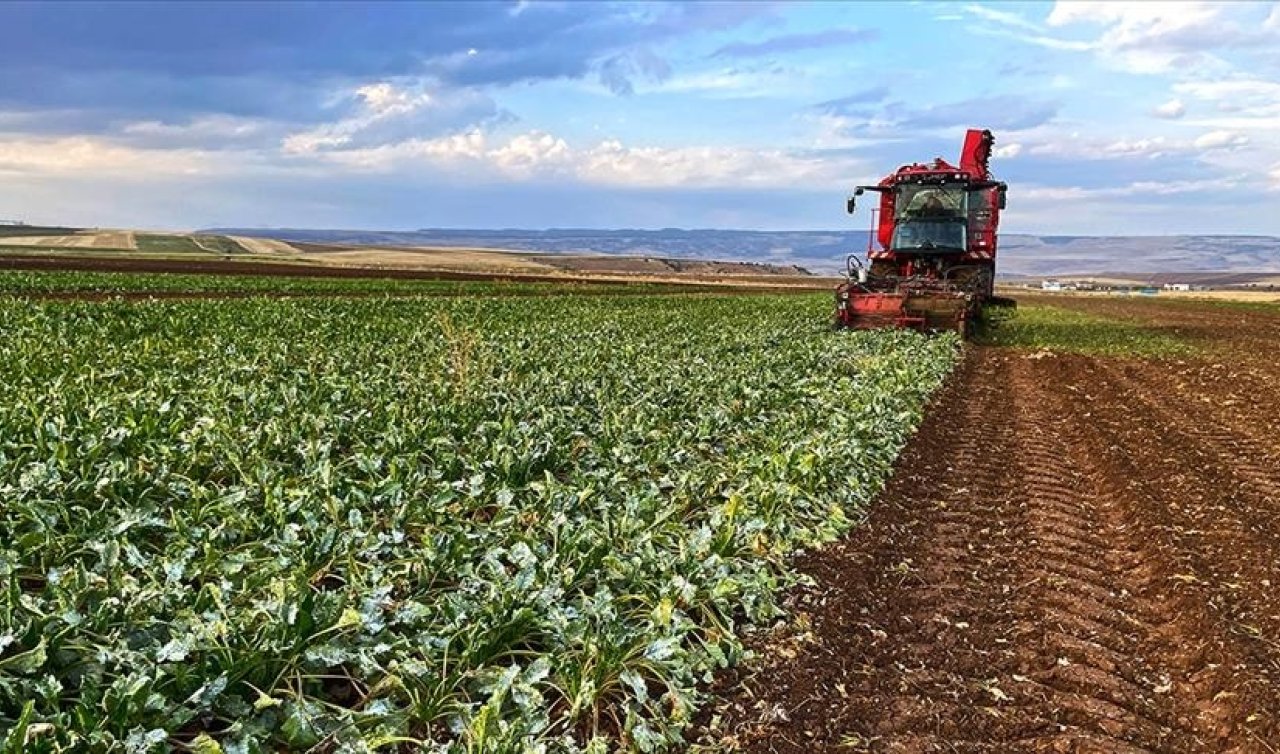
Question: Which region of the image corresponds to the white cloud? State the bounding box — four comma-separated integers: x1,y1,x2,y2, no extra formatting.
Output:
1176,78,1280,101
1047,2,1220,34
1269,162,1280,190
1020,175,1245,201
1193,130,1249,150
993,143,1023,158
964,4,1042,33
1174,79,1280,122
1026,134,1177,159
1152,99,1185,119
965,23,1093,51
301,128,862,189
356,82,432,118
576,140,834,188
956,4,1092,51
317,129,489,169
0,136,217,176
643,67,798,98
283,81,435,154
1046,1,1243,74
1189,116,1280,131
1013,122,1271,168
489,132,572,176
1101,138,1170,157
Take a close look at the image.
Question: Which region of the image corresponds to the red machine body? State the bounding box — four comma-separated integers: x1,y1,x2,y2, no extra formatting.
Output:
835,128,1008,336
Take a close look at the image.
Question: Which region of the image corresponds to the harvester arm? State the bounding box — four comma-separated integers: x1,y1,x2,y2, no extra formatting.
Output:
960,129,994,180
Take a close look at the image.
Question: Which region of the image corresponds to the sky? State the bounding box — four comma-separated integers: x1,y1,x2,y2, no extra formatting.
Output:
2,0,1279,235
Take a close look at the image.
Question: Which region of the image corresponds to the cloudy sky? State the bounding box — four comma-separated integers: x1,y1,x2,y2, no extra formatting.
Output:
2,1,1279,234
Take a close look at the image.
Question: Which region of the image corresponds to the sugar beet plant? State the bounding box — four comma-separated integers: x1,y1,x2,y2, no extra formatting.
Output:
0,293,957,752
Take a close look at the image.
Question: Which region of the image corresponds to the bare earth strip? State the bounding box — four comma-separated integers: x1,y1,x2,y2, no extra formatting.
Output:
189,236,219,253
0,235,97,247
88,231,134,249
306,247,558,273
0,231,135,249
703,322,1280,751
228,236,300,255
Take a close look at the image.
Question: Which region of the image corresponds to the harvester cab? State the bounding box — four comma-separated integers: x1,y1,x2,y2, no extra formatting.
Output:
836,129,1009,337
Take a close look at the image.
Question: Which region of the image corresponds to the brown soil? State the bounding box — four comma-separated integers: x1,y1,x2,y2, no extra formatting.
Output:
226,236,298,255
702,298,1280,752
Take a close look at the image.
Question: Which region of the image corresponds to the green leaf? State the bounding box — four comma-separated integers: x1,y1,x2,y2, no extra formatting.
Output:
0,639,46,674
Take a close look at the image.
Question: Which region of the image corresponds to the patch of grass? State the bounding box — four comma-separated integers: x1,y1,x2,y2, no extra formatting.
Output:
0,225,81,237
976,304,1194,357
1172,297,1280,315
189,234,248,254
133,234,212,254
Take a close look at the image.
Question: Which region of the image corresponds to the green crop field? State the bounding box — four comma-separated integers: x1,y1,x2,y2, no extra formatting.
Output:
189,237,249,255
0,270,704,298
0,291,958,752
133,235,248,255
975,304,1194,357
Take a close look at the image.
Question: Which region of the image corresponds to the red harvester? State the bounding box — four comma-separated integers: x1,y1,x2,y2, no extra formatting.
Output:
835,128,1010,337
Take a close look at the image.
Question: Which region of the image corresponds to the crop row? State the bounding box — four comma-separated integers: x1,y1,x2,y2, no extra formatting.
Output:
0,293,958,752
0,270,699,297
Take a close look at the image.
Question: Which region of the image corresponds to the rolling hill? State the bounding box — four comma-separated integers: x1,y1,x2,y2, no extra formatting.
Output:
210,227,1280,279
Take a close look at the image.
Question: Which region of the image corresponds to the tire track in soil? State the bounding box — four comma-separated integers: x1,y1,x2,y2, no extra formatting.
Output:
701,347,1280,752
1003,357,1221,753
1103,361,1280,507
1030,357,1280,750
1067,362,1280,714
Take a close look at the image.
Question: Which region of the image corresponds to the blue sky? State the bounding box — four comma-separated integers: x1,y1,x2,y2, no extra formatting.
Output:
2,1,1279,234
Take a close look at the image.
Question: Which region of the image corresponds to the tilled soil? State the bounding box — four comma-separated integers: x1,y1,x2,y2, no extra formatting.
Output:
704,299,1280,752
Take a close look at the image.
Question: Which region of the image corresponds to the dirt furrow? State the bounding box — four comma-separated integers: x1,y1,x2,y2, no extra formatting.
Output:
703,345,1280,752
1109,361,1280,495
1007,356,1213,751
1036,356,1280,747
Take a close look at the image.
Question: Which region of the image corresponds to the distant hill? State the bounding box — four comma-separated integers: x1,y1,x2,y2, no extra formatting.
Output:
998,235,1280,278
208,227,1280,278
207,227,859,276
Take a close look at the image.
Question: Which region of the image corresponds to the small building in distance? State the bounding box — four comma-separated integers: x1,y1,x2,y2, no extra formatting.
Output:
1163,283,1191,292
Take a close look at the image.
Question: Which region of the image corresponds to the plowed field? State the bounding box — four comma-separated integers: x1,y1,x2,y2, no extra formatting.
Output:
704,295,1280,753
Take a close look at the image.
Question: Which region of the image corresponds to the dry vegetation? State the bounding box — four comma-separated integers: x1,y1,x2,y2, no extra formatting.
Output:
0,229,826,288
